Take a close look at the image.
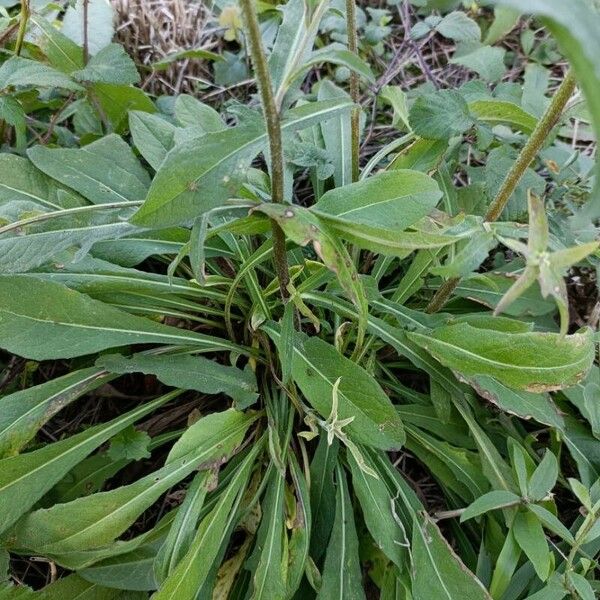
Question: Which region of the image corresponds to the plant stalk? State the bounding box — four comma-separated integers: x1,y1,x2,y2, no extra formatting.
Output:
346,0,360,182
426,70,577,314
239,0,290,301
82,0,90,64
14,0,30,57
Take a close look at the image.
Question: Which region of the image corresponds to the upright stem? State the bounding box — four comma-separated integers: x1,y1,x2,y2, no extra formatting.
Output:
426,70,577,314
14,0,30,57
239,0,290,301
345,0,360,182
82,0,90,64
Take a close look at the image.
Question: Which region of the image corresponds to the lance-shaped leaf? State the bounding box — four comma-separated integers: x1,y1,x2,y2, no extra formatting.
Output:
408,323,594,392
0,367,112,458
314,169,441,232
11,449,209,556
256,203,367,345
0,203,142,274
131,99,353,228
0,276,242,360
28,135,150,205
152,443,261,600
154,470,211,582
0,392,177,534
165,408,258,465
348,452,408,568
317,465,365,600
249,469,287,599
97,353,258,407
265,326,405,450
0,56,83,91
468,99,538,133
129,111,177,171
412,513,491,599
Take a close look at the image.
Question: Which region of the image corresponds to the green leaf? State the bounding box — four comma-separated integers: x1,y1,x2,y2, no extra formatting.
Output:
0,392,175,534
0,204,141,274
0,96,25,151
165,408,258,465
62,0,114,56
454,273,556,317
309,436,338,561
568,573,596,600
484,7,519,45
0,276,241,360
436,11,481,42
348,451,408,567
250,470,287,599
106,426,150,461
381,85,410,131
267,327,405,451
129,111,176,171
469,100,538,133
132,99,352,227
152,443,261,600
97,353,258,407
318,80,352,187
314,170,442,235
408,323,594,391
91,82,156,132
286,454,311,596
154,470,210,582
468,376,565,430
0,367,111,458
512,510,551,581
431,229,497,278
409,90,474,140
0,57,83,91
460,490,521,522
527,504,575,544
528,451,558,501
11,444,210,556
73,44,140,85
411,513,491,599
42,574,146,599
450,46,507,82
152,48,223,70
174,94,225,132
317,465,365,600
0,154,84,211
32,16,84,74
28,135,150,205
490,529,521,598
293,44,375,84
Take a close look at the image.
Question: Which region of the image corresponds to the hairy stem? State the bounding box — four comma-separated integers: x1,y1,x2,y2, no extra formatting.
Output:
426,70,577,314
82,0,90,64
239,0,290,301
346,0,360,182
14,0,30,57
